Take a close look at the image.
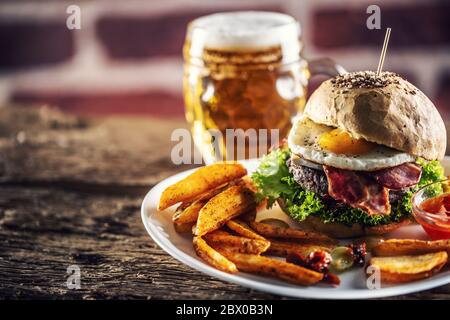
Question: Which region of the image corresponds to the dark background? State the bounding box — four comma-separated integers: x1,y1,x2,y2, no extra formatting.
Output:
0,0,448,120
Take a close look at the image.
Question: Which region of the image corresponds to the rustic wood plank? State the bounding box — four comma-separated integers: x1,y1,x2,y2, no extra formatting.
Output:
0,186,284,299
0,106,194,191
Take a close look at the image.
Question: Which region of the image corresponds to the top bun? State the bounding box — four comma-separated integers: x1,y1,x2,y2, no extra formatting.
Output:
303,71,446,160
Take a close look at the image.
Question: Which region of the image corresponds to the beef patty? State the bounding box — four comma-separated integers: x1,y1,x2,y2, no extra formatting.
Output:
287,158,408,204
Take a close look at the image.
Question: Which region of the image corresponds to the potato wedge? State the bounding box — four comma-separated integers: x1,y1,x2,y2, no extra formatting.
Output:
249,221,338,244
172,201,204,232
204,230,270,255
226,219,267,241
173,201,203,224
372,239,450,257
267,239,332,257
192,183,231,203
172,185,230,233
158,163,246,210
220,251,323,285
368,251,448,284
193,236,237,273
174,222,195,233
195,185,256,236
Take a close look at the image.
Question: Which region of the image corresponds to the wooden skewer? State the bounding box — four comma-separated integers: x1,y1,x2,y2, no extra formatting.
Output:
376,27,391,76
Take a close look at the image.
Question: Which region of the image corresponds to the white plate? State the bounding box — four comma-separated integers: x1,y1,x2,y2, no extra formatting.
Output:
141,158,450,299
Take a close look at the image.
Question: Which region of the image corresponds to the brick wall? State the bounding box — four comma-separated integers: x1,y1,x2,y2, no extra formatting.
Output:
0,0,449,120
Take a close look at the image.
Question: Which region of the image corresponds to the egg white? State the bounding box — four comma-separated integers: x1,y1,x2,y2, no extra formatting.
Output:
288,117,415,171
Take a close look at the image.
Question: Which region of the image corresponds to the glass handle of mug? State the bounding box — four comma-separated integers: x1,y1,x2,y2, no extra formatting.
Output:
308,57,346,77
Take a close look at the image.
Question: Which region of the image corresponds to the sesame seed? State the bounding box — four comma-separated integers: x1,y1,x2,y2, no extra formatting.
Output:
331,71,400,89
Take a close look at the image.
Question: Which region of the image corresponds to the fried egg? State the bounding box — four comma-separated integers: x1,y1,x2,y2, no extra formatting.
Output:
288,117,415,171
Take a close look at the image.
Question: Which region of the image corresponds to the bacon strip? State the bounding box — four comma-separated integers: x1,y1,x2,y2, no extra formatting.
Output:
373,163,422,190
323,166,391,215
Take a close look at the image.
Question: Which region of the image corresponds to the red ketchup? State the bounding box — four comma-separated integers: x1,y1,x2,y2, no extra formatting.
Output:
417,193,450,240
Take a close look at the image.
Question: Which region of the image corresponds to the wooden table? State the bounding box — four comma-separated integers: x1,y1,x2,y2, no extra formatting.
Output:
1,106,449,300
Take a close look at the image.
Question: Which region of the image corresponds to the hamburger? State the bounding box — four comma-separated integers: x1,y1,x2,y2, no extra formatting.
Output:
252,71,447,238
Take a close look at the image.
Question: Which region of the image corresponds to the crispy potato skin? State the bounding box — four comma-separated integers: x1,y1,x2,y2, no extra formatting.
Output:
158,163,246,210
172,185,230,233
173,201,204,224
204,230,270,255
267,239,332,258
193,236,237,274
373,239,450,257
173,222,195,233
195,185,255,236
249,221,338,244
172,201,204,233
220,251,323,285
378,265,446,284
226,220,267,241
368,251,448,284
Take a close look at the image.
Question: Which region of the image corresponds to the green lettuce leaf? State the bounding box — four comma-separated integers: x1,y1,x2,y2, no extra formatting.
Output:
251,148,446,226
251,148,292,206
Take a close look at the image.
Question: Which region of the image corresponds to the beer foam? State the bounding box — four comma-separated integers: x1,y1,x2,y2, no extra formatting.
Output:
187,11,301,62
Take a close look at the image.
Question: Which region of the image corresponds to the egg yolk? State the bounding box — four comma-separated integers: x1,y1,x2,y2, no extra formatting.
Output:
318,129,375,155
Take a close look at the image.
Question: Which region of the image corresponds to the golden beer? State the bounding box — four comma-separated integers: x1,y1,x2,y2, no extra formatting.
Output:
183,12,341,163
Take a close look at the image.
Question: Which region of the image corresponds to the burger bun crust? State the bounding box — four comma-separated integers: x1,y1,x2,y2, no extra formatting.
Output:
303,72,446,160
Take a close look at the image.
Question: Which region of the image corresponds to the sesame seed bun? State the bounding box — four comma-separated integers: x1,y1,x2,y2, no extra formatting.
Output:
303,71,446,160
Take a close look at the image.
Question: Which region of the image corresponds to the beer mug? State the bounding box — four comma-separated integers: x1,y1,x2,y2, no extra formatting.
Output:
183,11,344,164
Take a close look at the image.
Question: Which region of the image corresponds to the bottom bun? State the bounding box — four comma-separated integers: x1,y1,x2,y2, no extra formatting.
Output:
277,199,412,238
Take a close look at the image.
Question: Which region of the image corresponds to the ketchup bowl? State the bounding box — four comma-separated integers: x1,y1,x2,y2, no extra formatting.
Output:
412,179,450,240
